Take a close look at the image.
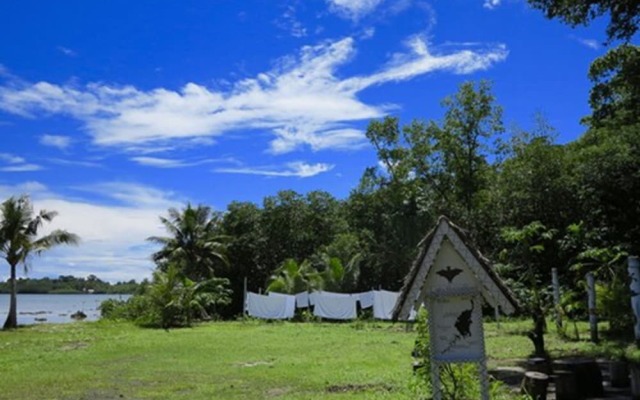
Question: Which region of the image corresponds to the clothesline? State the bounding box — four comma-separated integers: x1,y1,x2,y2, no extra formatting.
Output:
245,289,416,321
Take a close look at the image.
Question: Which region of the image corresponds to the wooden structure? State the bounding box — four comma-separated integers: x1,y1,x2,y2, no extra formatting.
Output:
552,358,604,399
393,216,519,400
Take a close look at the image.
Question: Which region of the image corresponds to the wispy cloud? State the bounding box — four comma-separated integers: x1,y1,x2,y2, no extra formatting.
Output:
326,0,385,20
40,134,72,150
483,0,501,9
275,2,307,38
0,164,42,172
72,182,181,208
57,46,77,57
0,181,181,282
0,35,507,154
0,153,42,172
47,158,103,168
0,153,25,164
131,156,238,168
570,35,601,50
215,161,333,177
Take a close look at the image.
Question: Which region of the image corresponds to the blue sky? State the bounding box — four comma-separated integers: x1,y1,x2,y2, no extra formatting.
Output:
0,0,608,282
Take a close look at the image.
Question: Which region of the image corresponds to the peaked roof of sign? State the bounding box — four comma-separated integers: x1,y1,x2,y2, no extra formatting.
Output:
392,216,520,320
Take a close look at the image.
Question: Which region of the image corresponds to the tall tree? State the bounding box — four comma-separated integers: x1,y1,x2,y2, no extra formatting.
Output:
494,121,577,232
587,44,640,126
148,204,228,281
432,80,504,225
258,190,345,274
570,122,640,254
528,0,640,43
0,196,79,329
219,201,264,316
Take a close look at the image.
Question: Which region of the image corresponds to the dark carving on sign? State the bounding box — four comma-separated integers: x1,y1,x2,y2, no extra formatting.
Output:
436,265,463,283
441,299,476,354
455,299,474,338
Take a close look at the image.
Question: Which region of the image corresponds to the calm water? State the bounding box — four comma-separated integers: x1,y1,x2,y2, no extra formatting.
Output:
0,294,131,325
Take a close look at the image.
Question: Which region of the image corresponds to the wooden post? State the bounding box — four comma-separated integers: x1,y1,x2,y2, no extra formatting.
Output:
552,267,562,330
552,358,603,398
586,272,598,343
553,370,577,400
494,306,500,330
521,371,549,400
628,256,640,347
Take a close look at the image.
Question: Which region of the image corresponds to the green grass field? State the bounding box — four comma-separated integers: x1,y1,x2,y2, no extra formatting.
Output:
0,318,613,399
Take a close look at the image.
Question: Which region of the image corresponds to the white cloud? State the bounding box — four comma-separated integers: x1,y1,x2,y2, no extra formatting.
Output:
40,134,72,150
0,153,42,172
327,0,384,20
215,161,333,177
361,27,376,39
0,36,508,154
275,3,307,38
131,156,237,168
0,181,181,283
0,153,25,164
131,156,198,168
47,158,103,168
483,0,501,9
72,182,181,208
57,46,78,57
570,35,600,50
0,164,42,172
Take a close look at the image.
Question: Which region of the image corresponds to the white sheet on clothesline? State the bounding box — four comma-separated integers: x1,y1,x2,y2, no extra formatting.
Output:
373,290,401,320
354,291,374,309
294,291,309,308
268,292,296,317
246,292,294,319
310,291,357,320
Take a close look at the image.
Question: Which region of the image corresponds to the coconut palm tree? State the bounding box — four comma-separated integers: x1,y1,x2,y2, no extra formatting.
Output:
147,263,232,328
266,259,323,294
148,203,228,281
0,196,79,329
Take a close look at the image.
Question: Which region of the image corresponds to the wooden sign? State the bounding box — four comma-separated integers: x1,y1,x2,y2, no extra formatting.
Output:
393,216,519,400
430,293,484,362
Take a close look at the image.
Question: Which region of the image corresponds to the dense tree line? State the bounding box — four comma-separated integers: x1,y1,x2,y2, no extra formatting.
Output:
0,275,139,294
116,63,639,332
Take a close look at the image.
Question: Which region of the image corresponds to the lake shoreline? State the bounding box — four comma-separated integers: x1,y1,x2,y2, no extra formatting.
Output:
0,294,131,325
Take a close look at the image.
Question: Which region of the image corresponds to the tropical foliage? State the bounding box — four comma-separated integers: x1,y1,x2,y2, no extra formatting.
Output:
0,196,79,329
148,203,228,281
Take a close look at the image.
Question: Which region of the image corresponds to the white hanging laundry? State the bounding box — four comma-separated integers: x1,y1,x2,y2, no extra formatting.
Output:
354,291,374,309
294,291,309,308
311,291,357,320
309,291,318,306
373,290,401,320
268,292,296,317
246,292,294,319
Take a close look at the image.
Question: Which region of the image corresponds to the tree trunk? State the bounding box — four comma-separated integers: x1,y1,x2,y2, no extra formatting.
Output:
527,307,546,356
3,263,18,329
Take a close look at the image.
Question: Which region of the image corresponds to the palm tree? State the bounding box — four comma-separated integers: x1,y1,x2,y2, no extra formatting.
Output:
147,264,232,328
148,204,228,281
315,253,361,293
0,196,79,329
266,259,323,294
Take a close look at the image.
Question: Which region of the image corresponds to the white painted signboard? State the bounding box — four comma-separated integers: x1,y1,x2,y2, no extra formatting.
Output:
430,294,484,362
393,217,519,400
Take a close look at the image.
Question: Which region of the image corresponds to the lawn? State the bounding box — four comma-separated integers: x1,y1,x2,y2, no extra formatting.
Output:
0,318,613,399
